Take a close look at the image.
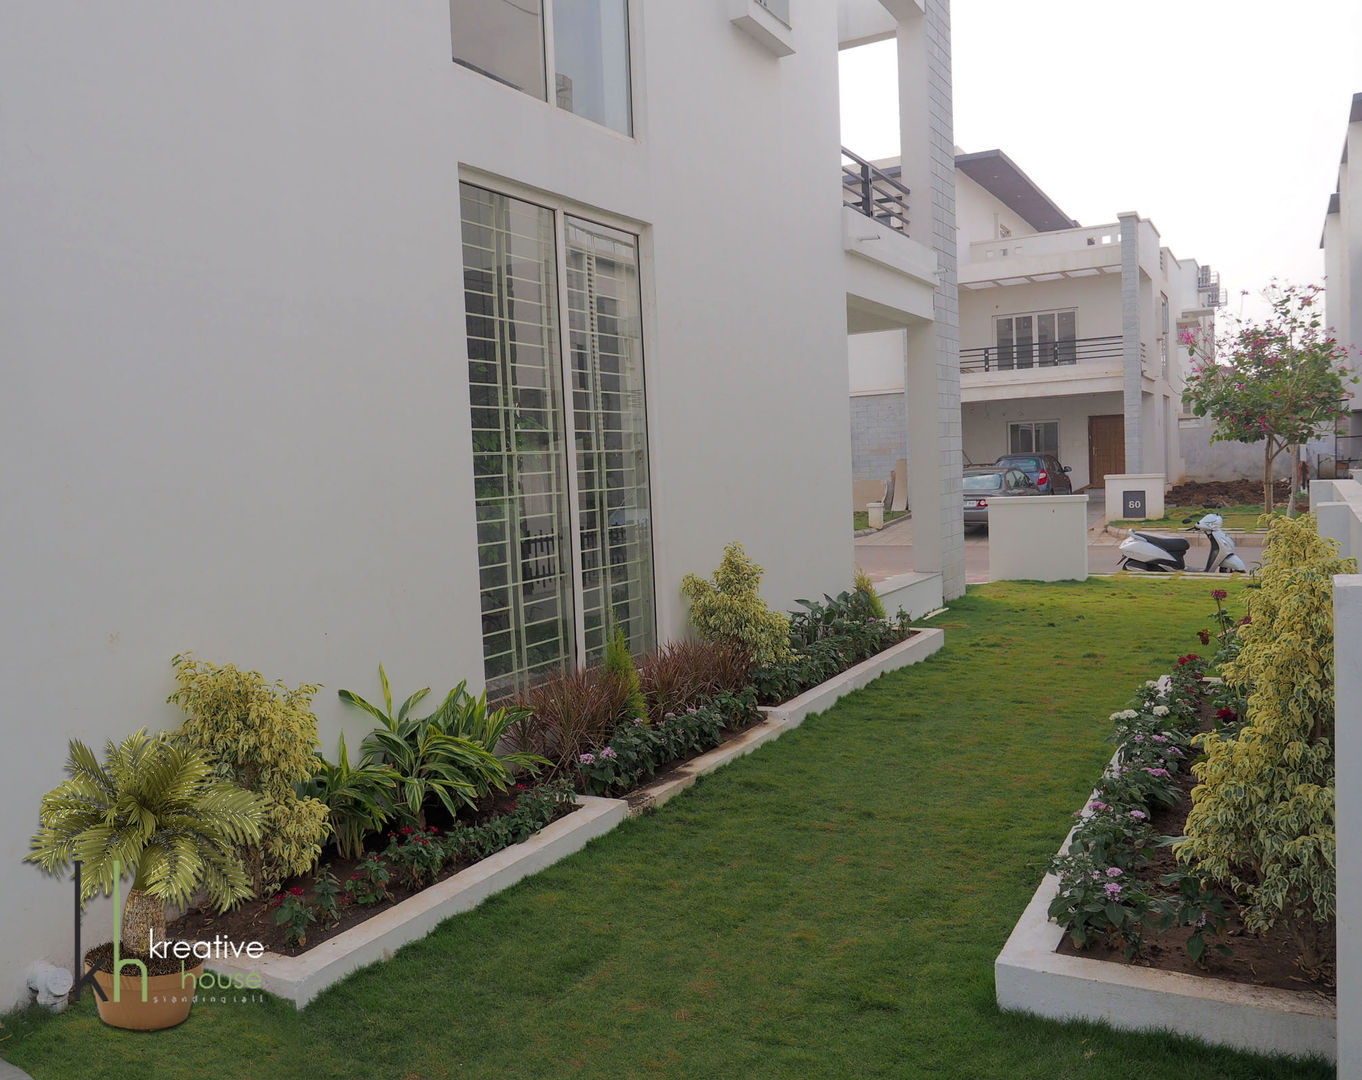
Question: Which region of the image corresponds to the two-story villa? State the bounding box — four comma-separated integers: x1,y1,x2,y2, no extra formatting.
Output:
851,149,1222,493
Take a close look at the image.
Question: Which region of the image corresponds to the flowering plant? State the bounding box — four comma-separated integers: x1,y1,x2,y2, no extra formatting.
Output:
384,825,447,890
270,886,316,948
344,856,391,906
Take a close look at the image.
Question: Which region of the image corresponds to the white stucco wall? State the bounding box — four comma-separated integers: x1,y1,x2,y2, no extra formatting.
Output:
1179,421,1333,484
954,170,1041,253
959,275,1122,355
848,329,909,394
0,0,860,1003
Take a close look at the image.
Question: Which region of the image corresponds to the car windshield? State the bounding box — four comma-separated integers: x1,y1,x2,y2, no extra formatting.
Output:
963,473,1004,491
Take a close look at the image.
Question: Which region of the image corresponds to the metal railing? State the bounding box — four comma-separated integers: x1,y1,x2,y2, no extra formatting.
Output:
1197,266,1226,308
841,147,910,236
1337,434,1362,472
960,334,1124,374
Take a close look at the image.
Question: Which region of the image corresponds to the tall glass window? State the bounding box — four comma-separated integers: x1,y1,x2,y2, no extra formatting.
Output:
461,183,654,694
461,186,576,696
552,0,633,135
565,217,652,662
451,1,547,98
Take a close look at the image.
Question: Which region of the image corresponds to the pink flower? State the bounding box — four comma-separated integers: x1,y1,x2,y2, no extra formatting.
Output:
1105,867,1123,878
1104,883,1123,899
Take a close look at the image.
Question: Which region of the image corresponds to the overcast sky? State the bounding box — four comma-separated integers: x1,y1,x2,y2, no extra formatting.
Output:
839,1,1362,325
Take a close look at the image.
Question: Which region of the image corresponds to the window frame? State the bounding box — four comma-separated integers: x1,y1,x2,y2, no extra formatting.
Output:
993,308,1077,370
460,173,658,693
1007,420,1060,456
451,0,637,137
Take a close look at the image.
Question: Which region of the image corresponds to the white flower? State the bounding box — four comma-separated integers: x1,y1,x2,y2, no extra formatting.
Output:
1152,705,1170,717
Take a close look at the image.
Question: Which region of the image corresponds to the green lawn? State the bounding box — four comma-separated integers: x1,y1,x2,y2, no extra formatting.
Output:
853,508,908,532
1,579,1328,1080
1110,504,1283,531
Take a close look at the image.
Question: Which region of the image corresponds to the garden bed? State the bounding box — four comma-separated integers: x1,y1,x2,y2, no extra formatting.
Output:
205,795,626,1007
995,836,1336,1062
199,627,943,1006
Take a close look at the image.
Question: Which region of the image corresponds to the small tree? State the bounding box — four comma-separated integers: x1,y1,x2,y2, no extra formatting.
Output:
1183,283,1355,516
1175,515,1354,978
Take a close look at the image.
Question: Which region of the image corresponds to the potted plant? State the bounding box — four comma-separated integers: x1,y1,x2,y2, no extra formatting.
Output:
27,729,264,1030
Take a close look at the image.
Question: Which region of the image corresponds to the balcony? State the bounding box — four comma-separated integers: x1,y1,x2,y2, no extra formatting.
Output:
842,147,910,236
1196,266,1227,308
961,334,1138,374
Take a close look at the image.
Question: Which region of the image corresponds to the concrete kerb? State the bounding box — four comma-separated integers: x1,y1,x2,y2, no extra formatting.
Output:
627,629,944,816
207,795,627,1008
996,823,1336,1062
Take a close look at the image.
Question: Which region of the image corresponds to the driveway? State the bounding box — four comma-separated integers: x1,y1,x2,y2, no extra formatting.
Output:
855,494,1266,584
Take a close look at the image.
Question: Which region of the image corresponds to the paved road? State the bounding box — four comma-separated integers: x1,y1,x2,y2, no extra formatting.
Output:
855,498,1266,585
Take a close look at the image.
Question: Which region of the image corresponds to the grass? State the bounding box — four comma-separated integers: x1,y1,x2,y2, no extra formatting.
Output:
1109,504,1286,531
853,508,908,532
0,579,1328,1080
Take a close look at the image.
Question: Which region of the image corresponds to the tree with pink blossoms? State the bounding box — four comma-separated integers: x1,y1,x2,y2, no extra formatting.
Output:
1182,283,1356,517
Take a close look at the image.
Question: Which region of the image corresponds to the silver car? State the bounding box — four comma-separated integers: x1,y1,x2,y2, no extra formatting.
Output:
963,466,1041,529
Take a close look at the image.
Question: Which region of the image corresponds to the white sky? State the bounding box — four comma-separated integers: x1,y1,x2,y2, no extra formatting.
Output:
839,1,1362,323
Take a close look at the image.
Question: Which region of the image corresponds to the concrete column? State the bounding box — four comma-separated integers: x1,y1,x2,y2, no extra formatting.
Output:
1336,575,1362,1080
1119,212,1142,474
897,0,965,600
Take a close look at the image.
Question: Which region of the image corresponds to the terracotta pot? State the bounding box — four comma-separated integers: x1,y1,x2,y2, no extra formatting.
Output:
87,961,202,1031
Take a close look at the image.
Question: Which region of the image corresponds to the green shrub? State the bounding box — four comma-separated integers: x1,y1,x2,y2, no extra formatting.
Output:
853,568,886,620
1176,514,1354,977
603,626,648,722
680,542,790,667
304,733,397,860
508,665,632,772
168,654,330,894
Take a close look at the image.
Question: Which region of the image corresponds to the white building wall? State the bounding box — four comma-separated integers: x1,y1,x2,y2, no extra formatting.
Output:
0,0,861,1002
954,171,1041,252
1324,95,1362,436
960,275,1122,354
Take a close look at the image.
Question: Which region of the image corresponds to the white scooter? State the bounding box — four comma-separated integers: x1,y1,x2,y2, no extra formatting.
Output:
1117,512,1248,574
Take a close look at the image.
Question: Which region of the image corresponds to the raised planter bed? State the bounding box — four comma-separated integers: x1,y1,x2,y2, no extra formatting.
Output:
207,795,626,1007
628,629,944,816
995,821,1337,1063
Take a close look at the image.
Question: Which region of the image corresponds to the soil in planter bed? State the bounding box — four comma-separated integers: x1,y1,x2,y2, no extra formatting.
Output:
1055,702,1336,998
169,791,580,958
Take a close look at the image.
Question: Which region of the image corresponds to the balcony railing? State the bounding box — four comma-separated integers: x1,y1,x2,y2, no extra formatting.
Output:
961,334,1124,374
842,147,910,236
1197,266,1227,308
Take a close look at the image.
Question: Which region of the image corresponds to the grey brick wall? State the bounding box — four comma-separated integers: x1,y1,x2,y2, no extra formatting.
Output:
927,0,966,599
850,393,907,482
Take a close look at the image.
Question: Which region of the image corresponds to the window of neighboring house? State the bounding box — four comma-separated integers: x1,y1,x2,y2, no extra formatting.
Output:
1008,421,1059,455
452,0,633,136
1160,293,1170,377
994,310,1076,370
461,182,655,697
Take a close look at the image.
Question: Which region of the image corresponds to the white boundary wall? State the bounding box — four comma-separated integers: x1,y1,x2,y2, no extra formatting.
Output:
987,495,1089,581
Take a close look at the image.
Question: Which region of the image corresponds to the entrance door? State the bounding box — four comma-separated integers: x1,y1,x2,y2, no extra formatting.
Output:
1088,414,1125,487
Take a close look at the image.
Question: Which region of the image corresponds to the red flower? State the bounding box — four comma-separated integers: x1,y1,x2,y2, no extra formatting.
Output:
1211,589,1228,601
288,886,304,897
1216,707,1238,721
400,826,415,835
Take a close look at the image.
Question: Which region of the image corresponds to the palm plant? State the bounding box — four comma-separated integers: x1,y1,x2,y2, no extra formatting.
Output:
27,730,264,958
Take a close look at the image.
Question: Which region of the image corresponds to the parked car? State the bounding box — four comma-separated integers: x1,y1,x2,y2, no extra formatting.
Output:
992,453,1074,495
963,466,1042,530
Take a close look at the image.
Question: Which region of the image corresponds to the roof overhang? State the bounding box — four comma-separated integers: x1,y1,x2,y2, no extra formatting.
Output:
955,149,1079,233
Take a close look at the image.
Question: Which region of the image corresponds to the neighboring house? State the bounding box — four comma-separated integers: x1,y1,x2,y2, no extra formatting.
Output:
850,149,1222,491
0,1,963,1003
1323,92,1362,472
